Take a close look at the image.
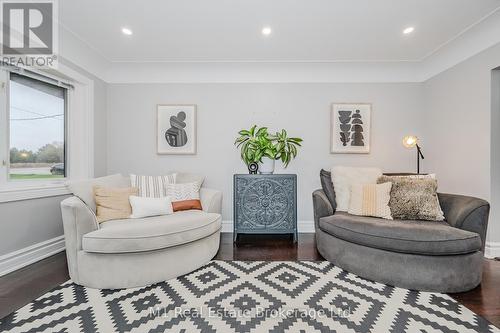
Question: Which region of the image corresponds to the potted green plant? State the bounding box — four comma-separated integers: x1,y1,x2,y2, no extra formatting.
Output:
234,125,303,174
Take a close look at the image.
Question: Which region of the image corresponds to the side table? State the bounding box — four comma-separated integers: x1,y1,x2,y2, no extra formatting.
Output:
233,174,297,242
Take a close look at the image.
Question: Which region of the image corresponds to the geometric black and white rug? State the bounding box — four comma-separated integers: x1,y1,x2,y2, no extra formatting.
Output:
1,261,498,333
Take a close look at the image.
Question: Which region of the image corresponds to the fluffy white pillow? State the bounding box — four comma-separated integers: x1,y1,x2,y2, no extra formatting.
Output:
331,166,382,211
129,195,173,218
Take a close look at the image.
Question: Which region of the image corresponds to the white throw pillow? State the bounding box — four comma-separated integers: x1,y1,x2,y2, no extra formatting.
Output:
129,195,173,218
348,182,393,219
166,181,201,202
130,174,176,198
331,166,382,211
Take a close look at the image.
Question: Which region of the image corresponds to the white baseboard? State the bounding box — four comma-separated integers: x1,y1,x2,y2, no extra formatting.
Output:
297,220,315,233
221,220,233,233
221,220,315,233
0,236,65,277
485,241,500,259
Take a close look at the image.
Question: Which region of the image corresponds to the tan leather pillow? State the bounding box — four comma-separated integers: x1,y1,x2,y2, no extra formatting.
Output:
94,186,138,223
172,199,202,212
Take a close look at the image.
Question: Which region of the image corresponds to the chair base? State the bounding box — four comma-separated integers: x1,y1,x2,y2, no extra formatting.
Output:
68,230,221,289
316,229,483,293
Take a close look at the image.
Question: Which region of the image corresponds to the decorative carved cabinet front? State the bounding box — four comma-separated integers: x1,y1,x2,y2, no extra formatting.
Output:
233,174,297,242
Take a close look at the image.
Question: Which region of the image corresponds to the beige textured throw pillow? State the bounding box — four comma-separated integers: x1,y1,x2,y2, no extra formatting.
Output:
377,176,444,221
66,174,130,213
94,186,138,223
348,182,393,219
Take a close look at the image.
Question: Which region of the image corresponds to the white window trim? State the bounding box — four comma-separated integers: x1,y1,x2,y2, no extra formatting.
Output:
0,63,94,203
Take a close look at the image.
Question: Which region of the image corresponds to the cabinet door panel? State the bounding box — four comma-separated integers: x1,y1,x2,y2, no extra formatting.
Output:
234,175,296,232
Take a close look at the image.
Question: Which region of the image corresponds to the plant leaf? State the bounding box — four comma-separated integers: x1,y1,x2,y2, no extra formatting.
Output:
249,125,257,136
236,125,302,168
256,127,268,137
235,137,248,146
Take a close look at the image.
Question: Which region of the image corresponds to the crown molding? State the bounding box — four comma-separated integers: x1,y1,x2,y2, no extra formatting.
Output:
419,9,500,81
59,9,500,84
59,25,111,81
103,61,421,83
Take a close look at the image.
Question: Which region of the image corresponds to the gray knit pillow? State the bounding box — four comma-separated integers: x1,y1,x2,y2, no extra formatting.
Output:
320,169,336,211
377,176,444,221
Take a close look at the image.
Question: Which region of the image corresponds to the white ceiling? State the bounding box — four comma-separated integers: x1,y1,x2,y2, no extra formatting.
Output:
60,0,500,63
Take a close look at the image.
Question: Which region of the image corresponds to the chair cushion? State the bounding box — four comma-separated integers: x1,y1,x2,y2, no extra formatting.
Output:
319,212,481,255
82,211,221,253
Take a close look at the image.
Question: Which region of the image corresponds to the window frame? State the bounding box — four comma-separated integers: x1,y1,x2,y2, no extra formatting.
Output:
0,63,94,203
7,71,69,183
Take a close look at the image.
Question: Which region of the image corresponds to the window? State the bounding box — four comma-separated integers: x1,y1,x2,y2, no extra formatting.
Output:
0,64,93,202
1,69,68,184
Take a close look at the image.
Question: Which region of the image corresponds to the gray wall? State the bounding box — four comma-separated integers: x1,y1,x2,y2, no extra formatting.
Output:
4,46,500,259
0,59,107,257
0,195,69,255
93,76,108,177
107,83,424,223
423,43,500,244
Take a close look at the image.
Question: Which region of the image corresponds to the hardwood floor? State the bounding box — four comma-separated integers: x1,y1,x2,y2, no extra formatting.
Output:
0,233,499,327
0,251,69,319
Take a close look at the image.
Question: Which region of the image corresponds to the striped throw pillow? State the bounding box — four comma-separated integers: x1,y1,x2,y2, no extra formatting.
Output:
130,174,176,198
348,182,393,220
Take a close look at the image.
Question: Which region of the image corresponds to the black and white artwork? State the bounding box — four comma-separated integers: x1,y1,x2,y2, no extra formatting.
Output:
331,103,371,154
157,105,197,154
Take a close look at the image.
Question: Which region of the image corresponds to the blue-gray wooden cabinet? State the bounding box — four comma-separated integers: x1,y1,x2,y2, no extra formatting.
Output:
233,174,297,242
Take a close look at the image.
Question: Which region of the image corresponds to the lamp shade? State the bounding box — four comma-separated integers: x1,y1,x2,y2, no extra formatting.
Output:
403,135,418,148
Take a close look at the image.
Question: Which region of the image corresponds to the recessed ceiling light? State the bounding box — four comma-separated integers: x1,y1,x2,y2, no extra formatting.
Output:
121,27,133,36
261,26,272,36
403,27,414,35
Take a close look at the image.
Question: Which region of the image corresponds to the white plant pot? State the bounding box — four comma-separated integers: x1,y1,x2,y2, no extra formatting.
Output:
258,157,275,174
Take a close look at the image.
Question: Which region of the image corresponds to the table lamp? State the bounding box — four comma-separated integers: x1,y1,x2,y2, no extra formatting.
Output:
403,135,424,174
